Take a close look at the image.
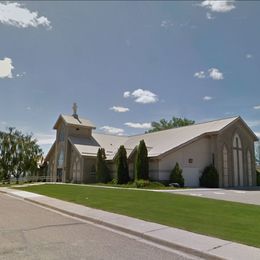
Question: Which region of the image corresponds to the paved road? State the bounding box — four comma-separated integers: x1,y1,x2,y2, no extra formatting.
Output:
164,187,260,205
0,194,198,260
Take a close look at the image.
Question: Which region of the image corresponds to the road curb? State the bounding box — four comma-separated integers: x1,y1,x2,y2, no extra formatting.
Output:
24,197,224,260
0,188,224,260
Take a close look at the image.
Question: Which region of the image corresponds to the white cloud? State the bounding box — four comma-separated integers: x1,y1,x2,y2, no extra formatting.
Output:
0,57,14,78
26,106,31,111
124,122,151,129
200,0,236,13
208,68,224,80
110,106,129,113
246,54,253,59
206,12,215,20
100,126,124,135
35,133,55,145
0,2,51,29
161,20,174,28
254,105,260,110
194,71,206,79
203,96,213,101
16,71,26,78
131,89,158,104
123,91,130,98
247,120,260,128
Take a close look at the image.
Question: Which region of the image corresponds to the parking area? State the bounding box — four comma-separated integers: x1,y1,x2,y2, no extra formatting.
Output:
162,187,260,206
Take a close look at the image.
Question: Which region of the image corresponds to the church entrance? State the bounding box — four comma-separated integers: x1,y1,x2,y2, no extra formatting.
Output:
57,168,63,182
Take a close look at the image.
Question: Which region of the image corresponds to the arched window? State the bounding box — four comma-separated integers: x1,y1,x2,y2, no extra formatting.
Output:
57,149,64,168
247,150,252,186
223,145,229,187
233,133,243,186
73,156,81,183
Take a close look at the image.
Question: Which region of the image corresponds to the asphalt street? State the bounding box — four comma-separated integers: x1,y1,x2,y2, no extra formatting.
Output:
0,194,199,260
164,187,260,205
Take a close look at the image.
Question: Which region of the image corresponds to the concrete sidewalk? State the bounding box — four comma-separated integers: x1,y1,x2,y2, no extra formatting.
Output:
1,187,260,260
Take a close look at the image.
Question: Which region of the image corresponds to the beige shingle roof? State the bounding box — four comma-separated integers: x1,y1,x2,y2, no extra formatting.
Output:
68,116,255,159
54,114,96,129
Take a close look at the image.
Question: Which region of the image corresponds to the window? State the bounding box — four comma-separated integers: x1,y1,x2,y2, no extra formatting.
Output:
233,133,243,186
223,145,228,187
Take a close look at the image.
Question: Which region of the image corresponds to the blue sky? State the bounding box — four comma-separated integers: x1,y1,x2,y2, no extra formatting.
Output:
0,1,260,155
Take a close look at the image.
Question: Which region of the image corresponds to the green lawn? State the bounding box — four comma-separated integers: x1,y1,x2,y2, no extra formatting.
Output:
17,184,260,248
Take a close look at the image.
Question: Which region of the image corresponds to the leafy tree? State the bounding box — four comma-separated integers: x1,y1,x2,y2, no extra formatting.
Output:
135,140,149,180
115,145,129,184
0,127,43,183
96,148,110,183
200,164,219,188
170,162,184,187
147,117,195,133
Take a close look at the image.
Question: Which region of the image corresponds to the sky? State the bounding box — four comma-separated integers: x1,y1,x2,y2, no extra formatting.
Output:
0,1,260,155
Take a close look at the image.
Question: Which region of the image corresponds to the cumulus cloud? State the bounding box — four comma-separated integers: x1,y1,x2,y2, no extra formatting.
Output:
110,106,129,113
100,126,124,135
124,122,151,129
0,2,51,29
194,71,206,79
35,133,56,145
123,91,130,98
246,54,253,59
124,89,158,104
254,105,260,110
200,0,236,13
208,68,224,80
203,96,213,101
194,68,224,80
0,57,14,78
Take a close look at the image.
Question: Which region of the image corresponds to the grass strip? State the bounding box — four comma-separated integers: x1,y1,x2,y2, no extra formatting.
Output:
17,184,260,248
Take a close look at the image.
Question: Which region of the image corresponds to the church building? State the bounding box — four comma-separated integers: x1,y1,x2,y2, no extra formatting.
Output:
45,104,258,187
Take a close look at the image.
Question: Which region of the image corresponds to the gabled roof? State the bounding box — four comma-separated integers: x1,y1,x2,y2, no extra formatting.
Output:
68,116,257,160
123,116,250,157
53,114,96,130
46,116,258,161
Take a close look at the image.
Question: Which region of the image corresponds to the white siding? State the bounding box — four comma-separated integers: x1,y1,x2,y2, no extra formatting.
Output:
158,137,211,187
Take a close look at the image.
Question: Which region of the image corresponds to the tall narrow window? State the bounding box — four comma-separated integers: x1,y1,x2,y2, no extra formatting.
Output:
233,133,243,186
73,156,81,183
247,150,252,186
223,145,229,187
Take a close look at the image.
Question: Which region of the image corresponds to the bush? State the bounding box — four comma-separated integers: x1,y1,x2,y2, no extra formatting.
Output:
134,179,150,188
200,165,219,188
170,162,184,187
256,170,260,186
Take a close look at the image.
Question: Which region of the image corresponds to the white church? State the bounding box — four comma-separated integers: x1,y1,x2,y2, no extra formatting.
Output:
45,105,258,187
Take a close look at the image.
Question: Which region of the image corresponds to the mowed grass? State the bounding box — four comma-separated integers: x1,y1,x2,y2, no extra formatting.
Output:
17,184,260,247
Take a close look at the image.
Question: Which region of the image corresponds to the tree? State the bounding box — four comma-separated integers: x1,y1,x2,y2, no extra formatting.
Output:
96,148,110,183
170,162,184,187
199,164,219,188
0,127,43,183
135,140,149,180
147,117,195,133
115,145,129,184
